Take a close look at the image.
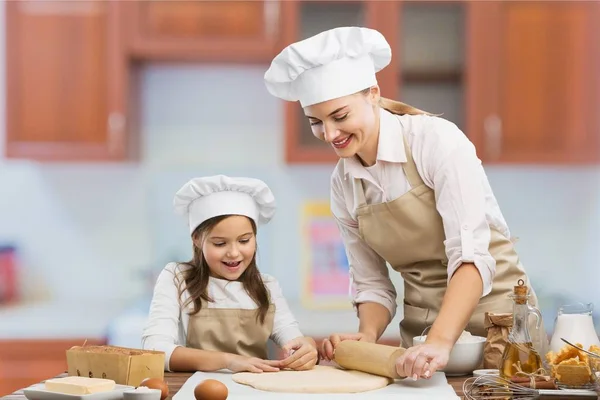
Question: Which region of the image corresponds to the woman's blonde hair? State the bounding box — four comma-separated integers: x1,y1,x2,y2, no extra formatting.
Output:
359,87,436,116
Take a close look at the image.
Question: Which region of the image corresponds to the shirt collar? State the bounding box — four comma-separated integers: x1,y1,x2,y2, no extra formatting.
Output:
343,109,407,178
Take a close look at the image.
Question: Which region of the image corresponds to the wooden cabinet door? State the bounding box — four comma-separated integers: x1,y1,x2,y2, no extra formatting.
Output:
124,0,281,62
467,1,600,164
5,1,129,161
0,338,105,396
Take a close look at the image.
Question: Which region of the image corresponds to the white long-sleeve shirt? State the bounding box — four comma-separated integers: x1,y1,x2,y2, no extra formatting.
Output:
331,109,511,319
141,262,303,370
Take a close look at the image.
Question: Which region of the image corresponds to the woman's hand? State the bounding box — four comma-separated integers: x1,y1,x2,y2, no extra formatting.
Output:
319,332,376,361
225,354,281,373
279,337,319,371
395,341,451,380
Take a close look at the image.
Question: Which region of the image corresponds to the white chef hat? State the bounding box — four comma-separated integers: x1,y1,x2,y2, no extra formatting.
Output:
173,175,276,234
264,26,392,107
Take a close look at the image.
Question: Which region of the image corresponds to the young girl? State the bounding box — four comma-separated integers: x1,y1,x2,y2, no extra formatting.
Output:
142,175,318,373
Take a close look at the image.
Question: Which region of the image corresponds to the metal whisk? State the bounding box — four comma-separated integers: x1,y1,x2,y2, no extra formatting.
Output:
462,374,598,399
463,374,539,399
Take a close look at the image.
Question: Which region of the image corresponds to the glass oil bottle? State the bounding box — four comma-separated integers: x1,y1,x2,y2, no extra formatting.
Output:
499,279,544,379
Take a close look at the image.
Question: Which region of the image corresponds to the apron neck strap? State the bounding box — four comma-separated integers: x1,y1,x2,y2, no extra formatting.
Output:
353,132,425,208
354,177,368,208
401,133,425,188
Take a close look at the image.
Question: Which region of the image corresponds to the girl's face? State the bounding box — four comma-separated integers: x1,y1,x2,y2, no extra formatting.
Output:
303,87,380,164
196,215,257,281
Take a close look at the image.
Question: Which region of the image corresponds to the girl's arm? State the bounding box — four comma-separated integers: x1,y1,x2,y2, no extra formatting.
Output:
170,347,280,373
267,277,303,346
170,347,229,371
267,277,318,370
141,263,186,372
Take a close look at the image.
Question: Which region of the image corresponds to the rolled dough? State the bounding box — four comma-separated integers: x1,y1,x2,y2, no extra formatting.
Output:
232,365,393,393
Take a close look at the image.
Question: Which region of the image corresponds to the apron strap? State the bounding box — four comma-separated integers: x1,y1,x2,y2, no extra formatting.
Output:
401,133,425,188
354,132,423,209
354,177,368,209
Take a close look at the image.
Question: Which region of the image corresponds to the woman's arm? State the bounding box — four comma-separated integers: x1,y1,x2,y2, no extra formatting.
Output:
425,263,482,348
396,116,496,378
420,117,493,345
331,175,397,338
319,176,398,360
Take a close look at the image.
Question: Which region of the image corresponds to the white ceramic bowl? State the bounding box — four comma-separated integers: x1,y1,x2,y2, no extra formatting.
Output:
413,335,485,376
123,387,162,400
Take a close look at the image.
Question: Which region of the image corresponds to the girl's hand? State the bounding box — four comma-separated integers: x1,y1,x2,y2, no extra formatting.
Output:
395,342,451,380
279,337,319,371
226,354,281,373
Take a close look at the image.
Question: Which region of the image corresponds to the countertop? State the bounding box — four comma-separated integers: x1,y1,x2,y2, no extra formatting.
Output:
4,372,599,400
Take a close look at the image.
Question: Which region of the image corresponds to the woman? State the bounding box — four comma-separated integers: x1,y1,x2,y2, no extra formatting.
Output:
263,27,545,380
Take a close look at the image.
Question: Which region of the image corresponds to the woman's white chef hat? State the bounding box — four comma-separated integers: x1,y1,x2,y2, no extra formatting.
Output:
173,175,276,234
264,26,392,107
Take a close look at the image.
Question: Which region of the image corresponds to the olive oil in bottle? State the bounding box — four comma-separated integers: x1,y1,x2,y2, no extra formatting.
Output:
499,279,543,379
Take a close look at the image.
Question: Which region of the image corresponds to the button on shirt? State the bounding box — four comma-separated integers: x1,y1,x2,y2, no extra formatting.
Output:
330,109,512,319
142,263,303,370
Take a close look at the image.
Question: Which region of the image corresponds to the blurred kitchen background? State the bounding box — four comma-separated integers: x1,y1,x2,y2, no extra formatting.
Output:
1,0,600,395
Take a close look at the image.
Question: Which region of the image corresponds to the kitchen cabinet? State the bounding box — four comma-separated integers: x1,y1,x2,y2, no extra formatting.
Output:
121,0,283,62
467,1,600,164
5,1,130,161
4,1,599,164
0,338,105,396
283,0,600,164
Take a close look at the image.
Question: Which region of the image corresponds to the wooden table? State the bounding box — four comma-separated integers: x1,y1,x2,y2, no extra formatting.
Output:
161,372,470,398
2,372,598,400
1,372,469,399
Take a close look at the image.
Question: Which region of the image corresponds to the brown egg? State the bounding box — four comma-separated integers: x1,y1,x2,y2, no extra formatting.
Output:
194,379,228,400
139,377,169,400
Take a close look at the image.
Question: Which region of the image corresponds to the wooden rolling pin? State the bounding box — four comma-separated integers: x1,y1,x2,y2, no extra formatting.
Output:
333,341,406,379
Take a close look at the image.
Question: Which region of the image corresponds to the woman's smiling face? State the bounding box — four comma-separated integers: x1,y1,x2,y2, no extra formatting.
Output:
303,87,381,163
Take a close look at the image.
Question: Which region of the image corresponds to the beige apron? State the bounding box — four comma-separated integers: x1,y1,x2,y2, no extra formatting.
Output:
186,300,275,359
355,133,544,348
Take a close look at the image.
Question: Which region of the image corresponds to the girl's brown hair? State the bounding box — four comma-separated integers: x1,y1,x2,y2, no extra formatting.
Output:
175,215,270,324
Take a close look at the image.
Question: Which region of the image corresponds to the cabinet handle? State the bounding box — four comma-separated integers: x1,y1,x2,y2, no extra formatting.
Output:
484,114,502,161
264,0,280,38
108,112,126,156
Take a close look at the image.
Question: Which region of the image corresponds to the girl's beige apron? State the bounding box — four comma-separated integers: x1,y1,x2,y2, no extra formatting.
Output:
186,301,275,359
355,134,544,348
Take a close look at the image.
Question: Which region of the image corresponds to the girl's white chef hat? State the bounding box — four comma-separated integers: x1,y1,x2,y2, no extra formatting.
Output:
264,26,392,107
173,175,276,234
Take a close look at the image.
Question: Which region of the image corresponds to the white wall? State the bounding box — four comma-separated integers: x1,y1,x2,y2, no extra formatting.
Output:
0,3,599,329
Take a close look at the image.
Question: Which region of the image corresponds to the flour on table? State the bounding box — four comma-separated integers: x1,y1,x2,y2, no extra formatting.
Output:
232,365,392,393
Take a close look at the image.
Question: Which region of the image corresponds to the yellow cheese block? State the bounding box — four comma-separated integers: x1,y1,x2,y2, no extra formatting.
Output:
45,376,116,395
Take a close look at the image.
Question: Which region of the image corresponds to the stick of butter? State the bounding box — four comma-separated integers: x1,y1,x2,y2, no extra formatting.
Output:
45,376,116,395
